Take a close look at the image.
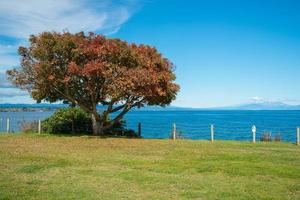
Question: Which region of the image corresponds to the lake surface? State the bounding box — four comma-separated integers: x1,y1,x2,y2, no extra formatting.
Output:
1,110,300,142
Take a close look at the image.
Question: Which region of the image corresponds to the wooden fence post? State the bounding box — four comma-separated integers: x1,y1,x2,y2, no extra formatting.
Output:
172,123,176,141
138,122,141,137
38,119,41,134
6,118,10,133
210,124,214,142
252,125,256,143
297,127,300,145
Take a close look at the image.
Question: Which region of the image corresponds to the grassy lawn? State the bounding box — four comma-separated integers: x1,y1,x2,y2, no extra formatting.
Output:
0,134,299,200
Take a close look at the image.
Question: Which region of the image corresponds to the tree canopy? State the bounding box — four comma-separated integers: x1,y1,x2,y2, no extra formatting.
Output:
7,32,179,135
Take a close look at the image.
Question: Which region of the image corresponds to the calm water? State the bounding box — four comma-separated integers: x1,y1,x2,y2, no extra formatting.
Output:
1,110,300,142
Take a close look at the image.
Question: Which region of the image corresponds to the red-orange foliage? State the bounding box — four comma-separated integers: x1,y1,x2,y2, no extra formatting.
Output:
7,32,179,135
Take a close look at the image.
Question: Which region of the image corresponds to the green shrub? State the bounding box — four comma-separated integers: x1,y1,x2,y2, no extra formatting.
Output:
42,108,92,134
42,107,138,137
274,133,281,142
19,120,39,133
260,132,272,142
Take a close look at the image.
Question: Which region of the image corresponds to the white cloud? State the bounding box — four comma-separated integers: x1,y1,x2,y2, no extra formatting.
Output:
0,72,12,88
0,87,33,103
0,0,143,104
0,44,18,54
0,0,139,39
251,96,264,103
0,55,19,69
0,88,28,97
0,95,34,104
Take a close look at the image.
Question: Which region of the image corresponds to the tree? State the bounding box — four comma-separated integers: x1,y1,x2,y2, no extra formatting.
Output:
7,32,179,135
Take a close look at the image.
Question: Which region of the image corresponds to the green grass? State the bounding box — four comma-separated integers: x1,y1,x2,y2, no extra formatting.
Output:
0,134,299,200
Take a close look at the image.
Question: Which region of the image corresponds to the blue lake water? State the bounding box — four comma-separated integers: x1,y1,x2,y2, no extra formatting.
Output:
1,110,300,142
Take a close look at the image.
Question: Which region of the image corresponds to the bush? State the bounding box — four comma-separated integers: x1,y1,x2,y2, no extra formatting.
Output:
274,133,281,142
42,107,138,137
19,120,39,133
260,132,272,142
42,108,92,134
169,130,185,139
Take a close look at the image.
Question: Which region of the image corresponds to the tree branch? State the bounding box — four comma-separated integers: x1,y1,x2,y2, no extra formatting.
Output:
103,105,130,131
52,86,92,113
103,97,145,131
109,104,126,113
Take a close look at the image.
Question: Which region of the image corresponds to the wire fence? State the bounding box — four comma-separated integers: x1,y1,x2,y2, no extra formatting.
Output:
126,121,299,143
1,111,300,144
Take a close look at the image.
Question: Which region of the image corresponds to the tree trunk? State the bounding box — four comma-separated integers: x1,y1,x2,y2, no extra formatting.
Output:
91,113,104,135
71,119,75,134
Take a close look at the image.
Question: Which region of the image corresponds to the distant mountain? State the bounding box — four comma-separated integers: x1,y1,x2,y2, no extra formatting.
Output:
131,105,193,111
218,102,300,110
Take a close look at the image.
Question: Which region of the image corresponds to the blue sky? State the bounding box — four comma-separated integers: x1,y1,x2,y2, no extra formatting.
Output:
0,0,300,107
